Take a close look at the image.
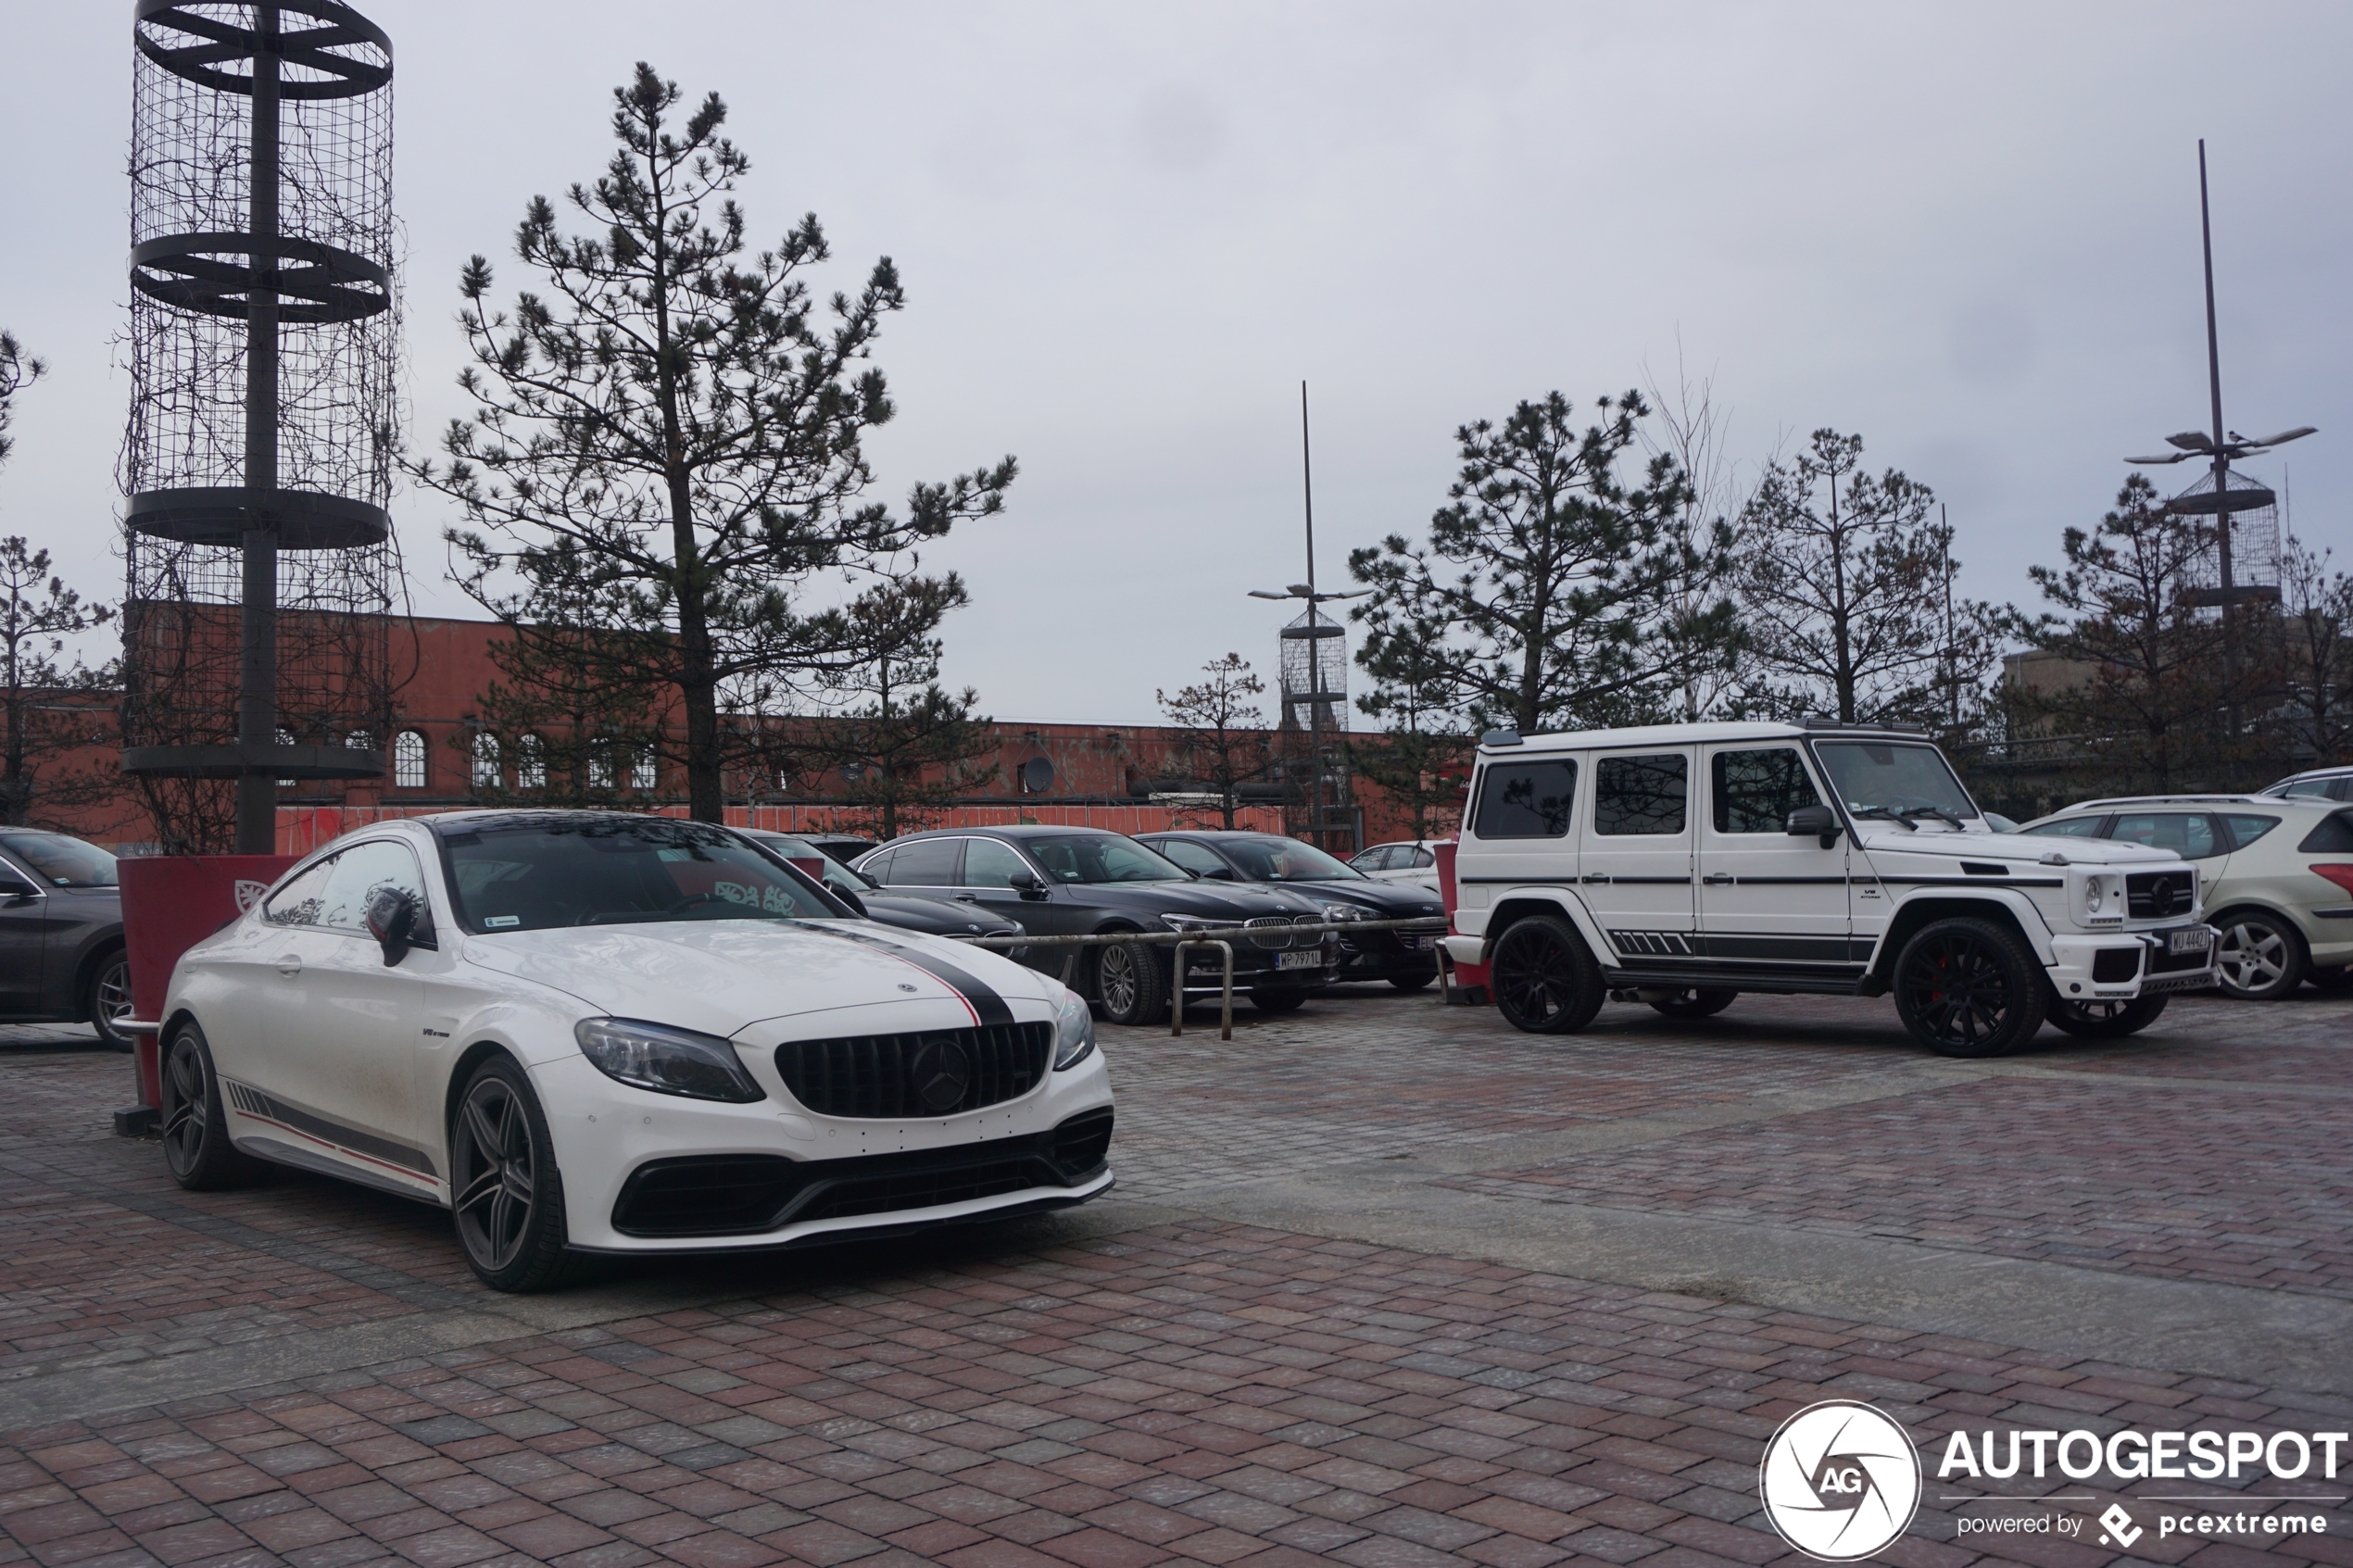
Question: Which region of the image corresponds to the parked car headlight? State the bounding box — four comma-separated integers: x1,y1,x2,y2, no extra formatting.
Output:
1052,987,1096,1071
573,1017,767,1103
1317,903,1365,922
1160,914,1227,933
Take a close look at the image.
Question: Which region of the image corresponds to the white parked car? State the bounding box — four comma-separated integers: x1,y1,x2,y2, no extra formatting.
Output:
156,811,1114,1291
2018,794,2353,998
1445,721,2218,1055
1349,839,1441,892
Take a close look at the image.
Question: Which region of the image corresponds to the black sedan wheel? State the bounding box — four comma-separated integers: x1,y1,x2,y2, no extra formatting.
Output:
160,1022,271,1190
1388,972,1435,992
1892,918,2047,1057
2049,995,2168,1038
86,951,135,1052
1490,916,1604,1035
1647,987,1736,1021
449,1058,573,1292
2213,909,2307,1000
1092,938,1168,1027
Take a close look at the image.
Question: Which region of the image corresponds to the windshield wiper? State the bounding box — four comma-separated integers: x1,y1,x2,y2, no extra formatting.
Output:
1848,806,1917,831
1899,805,1969,830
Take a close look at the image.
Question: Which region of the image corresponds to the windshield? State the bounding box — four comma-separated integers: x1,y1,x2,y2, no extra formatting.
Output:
1026,834,1188,884
439,816,841,933
1812,742,1978,820
0,833,119,887
1220,836,1362,883
746,832,877,895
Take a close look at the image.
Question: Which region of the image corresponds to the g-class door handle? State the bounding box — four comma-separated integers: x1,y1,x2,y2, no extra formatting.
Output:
1579,873,1610,884
1702,872,1735,885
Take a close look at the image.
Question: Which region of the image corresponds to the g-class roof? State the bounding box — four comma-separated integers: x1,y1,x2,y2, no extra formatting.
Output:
1477,719,1935,754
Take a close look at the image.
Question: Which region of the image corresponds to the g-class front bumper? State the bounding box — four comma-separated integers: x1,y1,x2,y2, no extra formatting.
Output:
2048,922,2218,1002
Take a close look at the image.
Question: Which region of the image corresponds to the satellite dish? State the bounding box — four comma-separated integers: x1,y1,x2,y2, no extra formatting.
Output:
1020,756,1054,794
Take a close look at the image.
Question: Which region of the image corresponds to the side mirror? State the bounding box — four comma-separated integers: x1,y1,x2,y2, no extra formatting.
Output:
834,886,869,918
1786,805,1842,847
1202,866,1236,881
1008,870,1048,897
0,874,37,900
365,888,434,966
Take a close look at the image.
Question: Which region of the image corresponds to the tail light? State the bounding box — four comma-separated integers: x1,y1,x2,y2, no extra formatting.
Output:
2310,863,2353,897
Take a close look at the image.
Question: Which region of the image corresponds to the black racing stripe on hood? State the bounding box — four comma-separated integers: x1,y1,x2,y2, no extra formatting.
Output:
798,922,1015,1027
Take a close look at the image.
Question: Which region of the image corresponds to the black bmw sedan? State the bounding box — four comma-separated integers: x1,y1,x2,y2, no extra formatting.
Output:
853,826,1340,1024
1137,830,1447,989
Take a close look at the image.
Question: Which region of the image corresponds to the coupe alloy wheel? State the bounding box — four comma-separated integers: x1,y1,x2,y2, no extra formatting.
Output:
1097,946,1139,1018
161,1034,209,1179
90,956,134,1051
452,1075,539,1275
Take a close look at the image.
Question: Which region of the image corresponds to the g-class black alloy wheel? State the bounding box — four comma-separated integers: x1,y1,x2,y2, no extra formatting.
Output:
1490,916,1604,1035
1892,917,2047,1057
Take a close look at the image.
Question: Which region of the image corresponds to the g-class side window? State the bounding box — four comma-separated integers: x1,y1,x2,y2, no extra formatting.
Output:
1594,754,1687,835
1471,760,1578,838
1712,748,1820,834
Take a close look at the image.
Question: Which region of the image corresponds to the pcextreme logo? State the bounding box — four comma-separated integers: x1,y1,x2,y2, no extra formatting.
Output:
1758,1400,1923,1562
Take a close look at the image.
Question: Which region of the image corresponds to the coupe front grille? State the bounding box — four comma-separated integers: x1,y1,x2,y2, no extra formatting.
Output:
774,1022,1051,1119
2127,870,2195,920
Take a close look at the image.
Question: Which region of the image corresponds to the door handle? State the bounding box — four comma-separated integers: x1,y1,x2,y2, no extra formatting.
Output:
275,954,302,978
1702,872,1735,885
953,894,982,904
1579,873,1611,884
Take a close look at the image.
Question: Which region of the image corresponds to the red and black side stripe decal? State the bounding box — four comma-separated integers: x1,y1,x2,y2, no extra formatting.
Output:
797,923,1015,1027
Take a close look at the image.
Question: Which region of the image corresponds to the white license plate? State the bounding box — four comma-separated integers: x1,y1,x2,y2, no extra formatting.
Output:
2170,928,2212,954
1409,935,1439,951
1277,949,1321,970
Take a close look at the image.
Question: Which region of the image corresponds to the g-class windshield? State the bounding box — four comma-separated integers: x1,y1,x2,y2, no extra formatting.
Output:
1812,741,1978,822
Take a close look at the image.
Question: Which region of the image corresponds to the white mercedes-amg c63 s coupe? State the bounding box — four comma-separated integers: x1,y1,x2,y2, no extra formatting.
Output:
156,811,1115,1291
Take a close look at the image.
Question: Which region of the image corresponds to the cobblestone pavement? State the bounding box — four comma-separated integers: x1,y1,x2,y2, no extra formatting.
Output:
0,986,2347,1568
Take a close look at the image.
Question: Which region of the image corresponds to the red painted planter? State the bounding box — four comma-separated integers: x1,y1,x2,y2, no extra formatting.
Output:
1433,840,1491,1003
119,855,296,1108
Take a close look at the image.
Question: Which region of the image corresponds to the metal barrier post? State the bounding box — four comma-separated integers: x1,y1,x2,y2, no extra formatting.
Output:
1170,938,1237,1042
1172,939,1193,1036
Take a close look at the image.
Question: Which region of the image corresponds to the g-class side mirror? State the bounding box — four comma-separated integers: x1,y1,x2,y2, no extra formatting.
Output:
1786,805,1843,847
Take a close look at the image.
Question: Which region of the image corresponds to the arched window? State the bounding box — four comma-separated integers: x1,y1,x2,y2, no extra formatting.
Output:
588,746,615,792
516,734,547,791
471,732,502,791
392,731,428,790
632,750,658,792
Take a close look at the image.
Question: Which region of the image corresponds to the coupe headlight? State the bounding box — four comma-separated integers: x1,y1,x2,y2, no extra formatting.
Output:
573,1017,766,1103
1052,987,1096,1071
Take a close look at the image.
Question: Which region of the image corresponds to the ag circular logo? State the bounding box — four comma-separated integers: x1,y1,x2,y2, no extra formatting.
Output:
1758,1399,1921,1562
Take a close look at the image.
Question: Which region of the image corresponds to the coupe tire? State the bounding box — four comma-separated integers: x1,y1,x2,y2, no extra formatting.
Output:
85,950,134,1053
1648,987,1737,1021
1490,916,1604,1035
1892,917,2047,1057
1092,938,1168,1027
2213,909,2307,1001
1249,987,1308,1014
159,1022,273,1190
2049,995,2169,1038
1388,972,1436,992
448,1057,573,1293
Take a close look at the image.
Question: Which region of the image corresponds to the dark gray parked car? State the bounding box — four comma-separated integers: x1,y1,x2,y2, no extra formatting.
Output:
0,832,132,1049
735,828,1026,948
854,826,1340,1024
1136,830,1447,989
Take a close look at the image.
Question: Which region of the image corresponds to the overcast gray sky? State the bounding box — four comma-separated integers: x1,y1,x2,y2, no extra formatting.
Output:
5,2,2348,726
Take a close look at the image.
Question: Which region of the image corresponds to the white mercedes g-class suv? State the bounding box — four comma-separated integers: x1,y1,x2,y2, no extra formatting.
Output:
1444,720,2219,1055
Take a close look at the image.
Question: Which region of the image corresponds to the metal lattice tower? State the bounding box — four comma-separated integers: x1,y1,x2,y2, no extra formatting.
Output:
2168,469,2282,610
1278,606,1347,734
120,1,398,853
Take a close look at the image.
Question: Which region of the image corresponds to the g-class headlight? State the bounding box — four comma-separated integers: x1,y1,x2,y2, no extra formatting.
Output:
574,1017,766,1102
1052,987,1096,1071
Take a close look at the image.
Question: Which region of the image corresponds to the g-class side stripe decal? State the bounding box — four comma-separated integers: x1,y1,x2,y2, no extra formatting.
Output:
1605,931,1873,964
791,924,1013,1027
221,1080,438,1177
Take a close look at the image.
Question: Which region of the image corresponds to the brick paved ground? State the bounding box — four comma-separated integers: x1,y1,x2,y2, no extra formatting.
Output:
1,985,2348,1568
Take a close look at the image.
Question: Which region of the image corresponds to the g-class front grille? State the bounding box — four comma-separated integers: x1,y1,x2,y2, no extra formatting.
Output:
2126,870,2195,920
774,1022,1051,1120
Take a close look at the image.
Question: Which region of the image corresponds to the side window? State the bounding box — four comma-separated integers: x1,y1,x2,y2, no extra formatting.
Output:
2297,811,2353,853
1594,754,1688,836
2283,780,2333,799
2108,812,2220,859
857,848,895,883
1411,847,1435,868
1152,840,1228,877
2022,815,2106,838
316,840,429,934
1471,761,1579,839
1711,748,1821,834
1357,847,1398,871
876,837,961,887
263,855,340,926
2221,814,2281,850
961,838,1038,887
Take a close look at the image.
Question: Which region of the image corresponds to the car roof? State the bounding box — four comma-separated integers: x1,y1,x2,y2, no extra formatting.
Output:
884,823,1123,842
2057,794,2324,811
1137,830,1292,842
1486,720,1936,755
